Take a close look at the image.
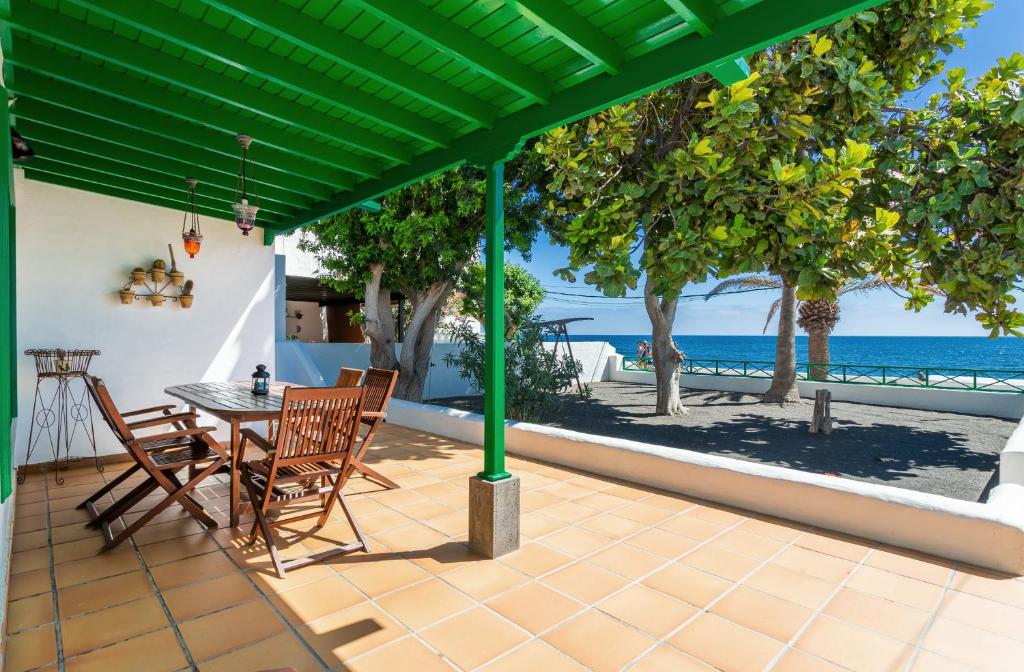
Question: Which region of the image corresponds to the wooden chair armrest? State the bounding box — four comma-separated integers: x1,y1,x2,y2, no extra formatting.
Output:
126,412,198,430
121,404,178,418
361,411,386,419
133,426,217,445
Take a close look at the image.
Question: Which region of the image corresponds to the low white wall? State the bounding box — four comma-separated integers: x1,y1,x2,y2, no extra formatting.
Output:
388,399,1024,573
608,354,1024,419
14,173,276,463
278,341,474,399
1000,416,1024,487
544,341,615,384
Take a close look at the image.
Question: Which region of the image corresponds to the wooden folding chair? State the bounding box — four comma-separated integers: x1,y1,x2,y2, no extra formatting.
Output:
335,367,364,387
77,376,229,552
347,368,399,489
239,386,369,578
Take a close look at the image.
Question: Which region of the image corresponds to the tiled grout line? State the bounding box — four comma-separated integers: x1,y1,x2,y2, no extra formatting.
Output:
902,561,960,672
199,505,337,670
24,451,988,672
616,515,810,671
342,475,730,670
42,473,67,672
760,546,879,672
55,466,199,671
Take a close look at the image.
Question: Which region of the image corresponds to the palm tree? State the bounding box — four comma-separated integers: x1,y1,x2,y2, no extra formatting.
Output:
707,275,931,383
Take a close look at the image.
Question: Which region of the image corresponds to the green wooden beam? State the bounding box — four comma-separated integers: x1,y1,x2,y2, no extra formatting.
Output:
22,167,242,225
352,0,550,104
67,0,452,148
708,56,751,85
505,0,622,75
270,0,886,236
24,141,293,217
24,158,277,224
11,77,347,197
204,0,497,128
8,41,382,180
4,6,409,166
663,0,723,37
16,116,312,210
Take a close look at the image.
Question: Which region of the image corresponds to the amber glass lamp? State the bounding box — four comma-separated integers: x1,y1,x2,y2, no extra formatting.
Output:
181,177,203,258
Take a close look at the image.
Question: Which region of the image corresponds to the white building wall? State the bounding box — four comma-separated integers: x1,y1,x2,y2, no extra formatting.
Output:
13,173,276,464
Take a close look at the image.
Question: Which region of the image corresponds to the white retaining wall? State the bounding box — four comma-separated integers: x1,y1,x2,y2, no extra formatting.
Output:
388,399,1024,573
608,354,1024,419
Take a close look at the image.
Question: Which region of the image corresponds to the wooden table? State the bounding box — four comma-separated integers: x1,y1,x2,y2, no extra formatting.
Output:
165,381,291,527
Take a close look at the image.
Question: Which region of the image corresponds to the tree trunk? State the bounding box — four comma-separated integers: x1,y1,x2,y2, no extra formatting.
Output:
643,279,684,415
393,281,452,402
764,280,801,404
807,326,830,381
361,264,399,371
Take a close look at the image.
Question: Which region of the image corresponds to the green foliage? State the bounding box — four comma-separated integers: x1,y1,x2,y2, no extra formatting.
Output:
873,54,1024,335
536,0,996,312
443,317,583,422
298,158,543,298
457,263,545,336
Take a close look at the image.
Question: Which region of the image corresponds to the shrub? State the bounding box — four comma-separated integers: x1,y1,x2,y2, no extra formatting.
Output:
443,316,584,422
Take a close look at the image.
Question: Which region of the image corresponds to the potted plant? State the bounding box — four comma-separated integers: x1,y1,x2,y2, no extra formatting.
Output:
151,259,166,283
179,280,194,309
130,267,147,285
149,292,165,307
118,288,134,304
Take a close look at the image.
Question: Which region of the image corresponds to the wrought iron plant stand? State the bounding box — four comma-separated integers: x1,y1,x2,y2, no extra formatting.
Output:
20,349,102,485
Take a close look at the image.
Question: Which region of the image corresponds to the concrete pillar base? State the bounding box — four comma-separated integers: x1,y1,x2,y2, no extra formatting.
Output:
468,475,520,558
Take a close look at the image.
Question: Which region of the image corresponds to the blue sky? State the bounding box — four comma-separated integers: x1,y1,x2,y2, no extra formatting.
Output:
515,0,1024,337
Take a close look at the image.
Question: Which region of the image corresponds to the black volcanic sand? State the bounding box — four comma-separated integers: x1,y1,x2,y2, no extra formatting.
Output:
429,381,1016,502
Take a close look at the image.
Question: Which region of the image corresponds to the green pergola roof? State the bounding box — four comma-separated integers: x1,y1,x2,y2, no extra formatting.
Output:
0,0,882,243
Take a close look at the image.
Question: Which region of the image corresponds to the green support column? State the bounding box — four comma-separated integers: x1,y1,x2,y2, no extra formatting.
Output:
468,156,519,559
0,84,14,502
479,159,510,482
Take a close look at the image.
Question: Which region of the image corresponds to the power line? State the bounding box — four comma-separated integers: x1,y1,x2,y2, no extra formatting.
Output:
540,285,778,303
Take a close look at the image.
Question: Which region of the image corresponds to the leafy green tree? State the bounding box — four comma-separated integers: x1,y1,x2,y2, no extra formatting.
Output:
872,54,1024,336
711,0,991,402
457,263,545,338
537,72,882,413
538,0,991,410
299,161,541,402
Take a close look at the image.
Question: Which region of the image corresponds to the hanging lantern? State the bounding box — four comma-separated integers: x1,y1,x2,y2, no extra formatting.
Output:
181,177,203,258
232,134,259,236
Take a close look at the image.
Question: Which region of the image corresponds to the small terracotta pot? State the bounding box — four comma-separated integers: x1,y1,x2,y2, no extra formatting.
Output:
118,289,134,305
151,268,166,283
179,295,193,309
130,269,147,285
169,271,185,287
149,293,165,307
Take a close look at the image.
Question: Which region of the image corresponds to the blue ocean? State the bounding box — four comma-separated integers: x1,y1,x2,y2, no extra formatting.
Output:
558,335,1024,373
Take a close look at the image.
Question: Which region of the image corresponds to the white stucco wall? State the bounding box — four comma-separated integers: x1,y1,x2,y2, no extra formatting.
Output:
13,173,276,464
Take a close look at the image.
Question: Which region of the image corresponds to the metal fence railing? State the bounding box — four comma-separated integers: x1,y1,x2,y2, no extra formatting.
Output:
620,357,1024,393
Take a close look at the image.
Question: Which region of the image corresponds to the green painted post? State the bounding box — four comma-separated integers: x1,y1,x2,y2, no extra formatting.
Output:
0,84,13,502
479,160,510,482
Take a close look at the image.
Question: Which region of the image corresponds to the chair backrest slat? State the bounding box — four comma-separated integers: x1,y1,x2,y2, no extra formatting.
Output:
335,367,364,388
363,368,398,415
84,375,134,443
272,386,365,466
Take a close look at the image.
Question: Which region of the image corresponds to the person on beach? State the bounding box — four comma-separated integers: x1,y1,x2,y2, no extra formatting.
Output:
636,340,648,369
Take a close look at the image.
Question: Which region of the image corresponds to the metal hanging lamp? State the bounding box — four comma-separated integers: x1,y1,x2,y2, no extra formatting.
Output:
232,134,259,236
181,177,203,258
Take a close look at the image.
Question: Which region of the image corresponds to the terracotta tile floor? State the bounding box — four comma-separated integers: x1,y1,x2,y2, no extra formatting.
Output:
6,424,1024,671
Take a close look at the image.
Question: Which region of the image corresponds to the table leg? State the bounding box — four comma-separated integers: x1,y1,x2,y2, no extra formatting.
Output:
230,419,241,527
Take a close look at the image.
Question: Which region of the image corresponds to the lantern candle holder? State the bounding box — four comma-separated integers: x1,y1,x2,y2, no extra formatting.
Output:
251,364,270,395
